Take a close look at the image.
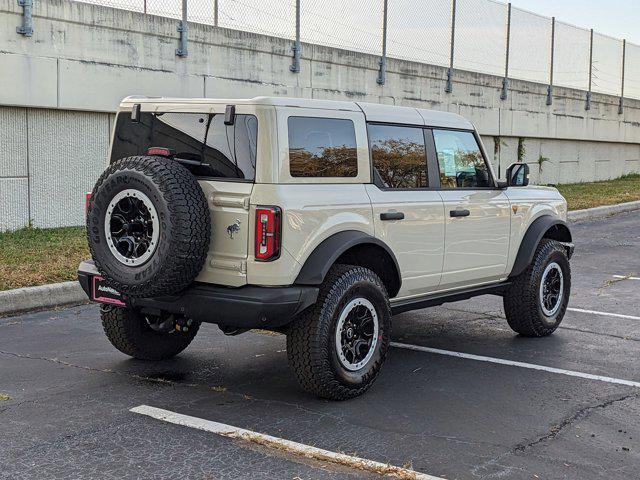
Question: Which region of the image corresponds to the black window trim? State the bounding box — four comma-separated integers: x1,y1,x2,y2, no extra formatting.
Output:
287,115,359,178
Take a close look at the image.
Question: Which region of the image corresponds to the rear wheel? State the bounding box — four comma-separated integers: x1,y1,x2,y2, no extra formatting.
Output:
101,306,199,360
287,265,391,400
504,239,571,337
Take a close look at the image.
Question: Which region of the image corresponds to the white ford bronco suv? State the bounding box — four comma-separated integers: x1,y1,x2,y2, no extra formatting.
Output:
79,96,574,400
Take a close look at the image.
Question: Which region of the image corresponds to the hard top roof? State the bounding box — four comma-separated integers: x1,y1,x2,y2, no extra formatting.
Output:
121,96,474,130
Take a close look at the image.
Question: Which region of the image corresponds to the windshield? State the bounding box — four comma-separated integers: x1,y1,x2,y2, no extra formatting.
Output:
110,111,258,181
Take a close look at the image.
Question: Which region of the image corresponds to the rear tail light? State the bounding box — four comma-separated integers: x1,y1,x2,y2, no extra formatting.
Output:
85,192,92,216
255,206,282,261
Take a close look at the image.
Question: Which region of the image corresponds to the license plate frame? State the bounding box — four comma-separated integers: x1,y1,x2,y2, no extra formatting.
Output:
91,276,126,306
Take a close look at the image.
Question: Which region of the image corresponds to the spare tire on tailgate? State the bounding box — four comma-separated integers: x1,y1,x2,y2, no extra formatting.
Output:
87,156,210,298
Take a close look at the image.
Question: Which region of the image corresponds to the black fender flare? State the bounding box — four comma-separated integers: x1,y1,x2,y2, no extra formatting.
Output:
510,216,572,278
294,230,401,296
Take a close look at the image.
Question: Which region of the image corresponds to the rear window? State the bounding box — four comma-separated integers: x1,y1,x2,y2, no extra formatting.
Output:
288,117,358,178
110,111,258,181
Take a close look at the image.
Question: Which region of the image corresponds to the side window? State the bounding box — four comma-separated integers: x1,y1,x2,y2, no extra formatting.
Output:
288,117,358,177
368,124,428,189
432,130,492,188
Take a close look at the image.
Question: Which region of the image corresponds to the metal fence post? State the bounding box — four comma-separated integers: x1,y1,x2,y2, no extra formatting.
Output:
377,0,388,85
16,0,34,37
290,0,301,73
500,2,511,101
619,39,626,114
445,0,456,93
586,28,593,110
546,17,555,106
214,0,218,27
176,0,188,57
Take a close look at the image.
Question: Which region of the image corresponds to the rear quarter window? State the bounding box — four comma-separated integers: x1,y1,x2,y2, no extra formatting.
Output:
110,111,257,181
288,117,358,178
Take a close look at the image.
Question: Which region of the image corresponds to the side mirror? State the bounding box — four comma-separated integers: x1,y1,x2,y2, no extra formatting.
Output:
505,162,530,187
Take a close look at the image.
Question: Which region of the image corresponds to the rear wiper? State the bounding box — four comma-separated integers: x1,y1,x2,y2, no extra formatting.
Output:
174,156,220,176
173,152,204,167
174,157,205,167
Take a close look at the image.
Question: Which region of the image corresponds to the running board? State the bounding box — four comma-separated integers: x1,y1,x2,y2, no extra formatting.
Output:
391,282,511,315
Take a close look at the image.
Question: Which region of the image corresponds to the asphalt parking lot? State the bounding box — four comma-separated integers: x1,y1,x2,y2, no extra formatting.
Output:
1,211,639,480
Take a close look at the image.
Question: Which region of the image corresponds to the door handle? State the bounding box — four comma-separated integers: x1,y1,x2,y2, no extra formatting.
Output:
450,209,470,218
380,212,405,221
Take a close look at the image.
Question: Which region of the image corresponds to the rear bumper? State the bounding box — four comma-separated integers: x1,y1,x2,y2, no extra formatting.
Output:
78,260,318,329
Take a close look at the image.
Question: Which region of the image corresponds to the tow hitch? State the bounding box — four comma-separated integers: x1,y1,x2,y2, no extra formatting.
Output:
145,313,196,333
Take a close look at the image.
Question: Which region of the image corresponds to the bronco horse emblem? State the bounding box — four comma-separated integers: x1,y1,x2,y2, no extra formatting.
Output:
227,219,241,239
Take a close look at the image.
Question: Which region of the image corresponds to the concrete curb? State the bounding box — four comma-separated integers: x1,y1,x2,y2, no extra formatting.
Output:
0,281,87,317
568,200,640,222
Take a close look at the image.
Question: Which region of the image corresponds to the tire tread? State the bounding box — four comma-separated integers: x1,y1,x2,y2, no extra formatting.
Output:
88,156,210,298
101,307,199,360
504,239,570,337
287,265,391,400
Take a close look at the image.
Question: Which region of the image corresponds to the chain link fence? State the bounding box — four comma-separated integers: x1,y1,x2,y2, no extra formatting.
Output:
554,21,591,92
72,0,640,103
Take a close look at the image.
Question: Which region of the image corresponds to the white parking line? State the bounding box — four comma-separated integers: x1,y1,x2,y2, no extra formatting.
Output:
567,307,640,321
131,405,443,480
391,342,640,388
613,275,640,281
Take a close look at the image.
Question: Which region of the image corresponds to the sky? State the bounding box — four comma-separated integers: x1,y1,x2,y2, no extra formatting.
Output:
508,0,640,44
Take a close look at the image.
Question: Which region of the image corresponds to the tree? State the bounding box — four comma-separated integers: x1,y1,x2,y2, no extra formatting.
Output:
372,139,426,188
289,145,358,177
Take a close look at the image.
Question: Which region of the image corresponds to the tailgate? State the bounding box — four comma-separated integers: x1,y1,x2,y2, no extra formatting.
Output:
195,180,253,287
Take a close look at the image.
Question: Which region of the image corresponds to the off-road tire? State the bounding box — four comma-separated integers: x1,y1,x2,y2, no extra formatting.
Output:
287,265,391,400
87,156,210,298
504,239,571,337
101,306,199,360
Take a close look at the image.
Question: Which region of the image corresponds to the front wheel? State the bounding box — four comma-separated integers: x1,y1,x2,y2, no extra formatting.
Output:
504,239,571,337
101,306,199,360
286,265,391,400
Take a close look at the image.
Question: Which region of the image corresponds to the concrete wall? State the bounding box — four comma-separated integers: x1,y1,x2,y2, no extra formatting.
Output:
1,0,639,230
0,106,111,230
